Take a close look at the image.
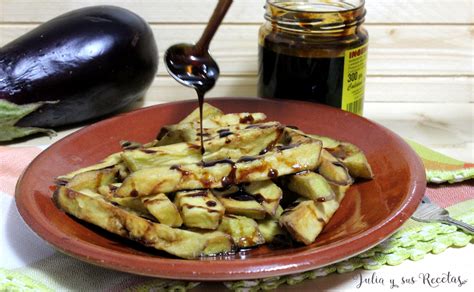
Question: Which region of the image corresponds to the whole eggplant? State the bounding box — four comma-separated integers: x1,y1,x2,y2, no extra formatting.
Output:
0,5,158,141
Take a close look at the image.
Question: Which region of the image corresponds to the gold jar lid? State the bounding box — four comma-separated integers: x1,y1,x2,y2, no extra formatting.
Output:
265,0,366,32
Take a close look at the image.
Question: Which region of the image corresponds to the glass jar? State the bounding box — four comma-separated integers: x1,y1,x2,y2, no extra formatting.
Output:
258,0,368,115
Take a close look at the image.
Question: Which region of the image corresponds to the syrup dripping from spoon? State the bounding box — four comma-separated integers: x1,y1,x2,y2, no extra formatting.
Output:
165,0,233,154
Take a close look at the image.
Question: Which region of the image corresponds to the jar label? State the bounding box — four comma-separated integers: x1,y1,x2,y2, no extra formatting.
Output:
341,44,368,115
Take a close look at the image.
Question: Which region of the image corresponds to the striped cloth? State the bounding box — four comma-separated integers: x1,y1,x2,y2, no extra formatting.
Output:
1,143,473,291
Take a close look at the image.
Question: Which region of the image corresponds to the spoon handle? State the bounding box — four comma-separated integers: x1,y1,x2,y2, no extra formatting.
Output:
195,0,233,54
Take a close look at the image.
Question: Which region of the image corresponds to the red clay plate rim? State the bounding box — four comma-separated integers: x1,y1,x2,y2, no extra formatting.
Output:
15,97,426,281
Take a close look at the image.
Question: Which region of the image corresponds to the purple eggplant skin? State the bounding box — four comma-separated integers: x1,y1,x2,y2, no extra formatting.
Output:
0,5,158,128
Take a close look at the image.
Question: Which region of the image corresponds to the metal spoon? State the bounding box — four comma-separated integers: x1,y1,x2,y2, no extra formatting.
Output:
164,0,233,154
164,0,233,93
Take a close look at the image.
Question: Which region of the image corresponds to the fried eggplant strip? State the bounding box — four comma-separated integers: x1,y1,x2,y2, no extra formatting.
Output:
243,181,283,217
318,149,354,185
157,112,267,146
175,190,225,230
218,215,265,248
58,153,122,181
279,200,323,245
257,205,285,243
141,193,183,227
122,142,202,172
308,134,373,179
157,121,280,148
65,168,118,192
287,129,373,180
203,123,283,162
123,122,284,171
217,195,267,219
287,171,335,202
115,136,322,197
209,112,267,127
327,142,374,179
179,103,224,124
97,183,150,216
54,186,233,259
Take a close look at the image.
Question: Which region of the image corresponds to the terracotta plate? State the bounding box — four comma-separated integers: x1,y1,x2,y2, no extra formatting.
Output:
16,98,425,281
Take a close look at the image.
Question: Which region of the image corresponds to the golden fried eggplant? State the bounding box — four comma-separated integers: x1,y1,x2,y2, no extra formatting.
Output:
53,186,232,259
218,215,265,248
175,190,225,230
116,136,322,197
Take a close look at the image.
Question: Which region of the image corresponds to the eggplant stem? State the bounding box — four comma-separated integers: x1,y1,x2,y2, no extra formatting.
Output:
0,99,58,141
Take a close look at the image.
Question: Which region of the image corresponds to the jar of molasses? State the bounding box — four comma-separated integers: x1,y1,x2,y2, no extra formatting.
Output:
258,0,368,115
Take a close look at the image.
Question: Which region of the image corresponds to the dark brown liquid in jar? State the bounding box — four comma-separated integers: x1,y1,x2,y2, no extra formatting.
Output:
259,44,345,108
258,0,368,115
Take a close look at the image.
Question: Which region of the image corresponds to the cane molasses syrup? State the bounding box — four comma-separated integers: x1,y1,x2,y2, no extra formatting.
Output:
258,0,368,115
